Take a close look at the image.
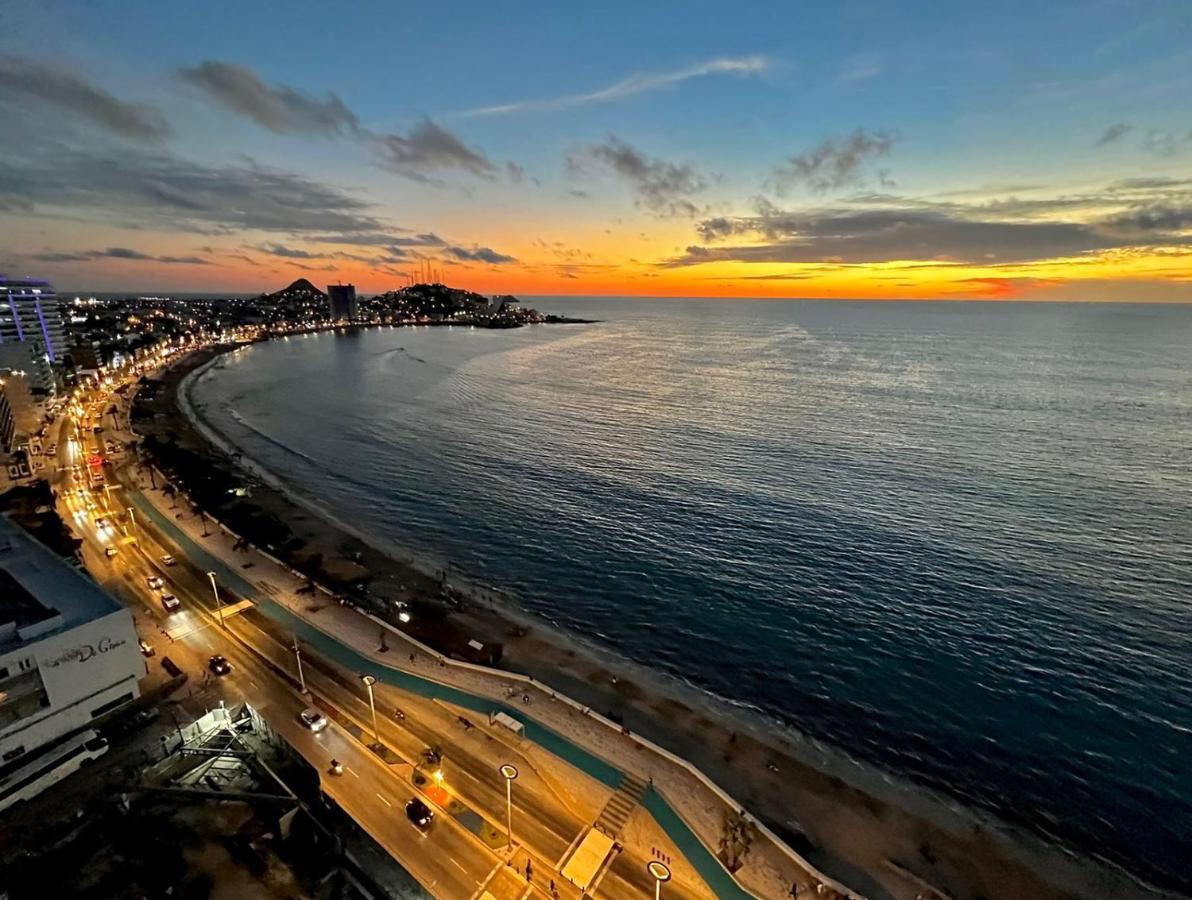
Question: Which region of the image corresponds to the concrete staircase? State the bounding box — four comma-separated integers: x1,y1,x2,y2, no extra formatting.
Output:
594,773,648,837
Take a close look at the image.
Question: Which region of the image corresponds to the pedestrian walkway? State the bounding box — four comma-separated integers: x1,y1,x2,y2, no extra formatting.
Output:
124,466,849,900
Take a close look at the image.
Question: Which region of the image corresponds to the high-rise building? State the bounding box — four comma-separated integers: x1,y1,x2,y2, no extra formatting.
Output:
0,518,144,762
327,283,358,322
0,379,14,455
0,277,65,362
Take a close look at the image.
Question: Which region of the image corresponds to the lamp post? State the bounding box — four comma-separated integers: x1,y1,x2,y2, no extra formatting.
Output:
647,861,672,900
293,631,308,693
126,506,136,538
499,764,519,849
207,571,225,628
361,675,379,742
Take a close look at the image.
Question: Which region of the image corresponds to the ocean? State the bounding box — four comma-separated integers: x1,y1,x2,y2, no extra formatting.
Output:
188,297,1192,892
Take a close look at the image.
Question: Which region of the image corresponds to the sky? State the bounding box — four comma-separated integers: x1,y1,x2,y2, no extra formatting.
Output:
1,0,1190,300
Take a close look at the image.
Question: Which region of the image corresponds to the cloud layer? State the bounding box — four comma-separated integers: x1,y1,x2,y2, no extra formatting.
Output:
0,56,171,142
670,180,1192,267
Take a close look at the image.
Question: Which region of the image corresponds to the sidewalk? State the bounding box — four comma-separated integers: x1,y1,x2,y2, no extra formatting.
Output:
124,464,852,900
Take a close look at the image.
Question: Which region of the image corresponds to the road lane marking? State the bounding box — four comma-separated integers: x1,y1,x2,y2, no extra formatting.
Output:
448,856,468,875
346,766,360,778
376,792,392,807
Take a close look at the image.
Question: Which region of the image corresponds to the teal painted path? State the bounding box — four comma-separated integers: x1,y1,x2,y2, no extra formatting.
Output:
129,487,752,898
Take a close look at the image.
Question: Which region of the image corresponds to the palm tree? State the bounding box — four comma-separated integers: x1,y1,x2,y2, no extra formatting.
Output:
719,809,756,872
421,744,443,770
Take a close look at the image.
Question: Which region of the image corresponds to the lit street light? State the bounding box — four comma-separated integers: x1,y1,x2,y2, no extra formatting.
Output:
647,861,672,900
361,674,379,742
125,505,136,538
207,571,225,628
499,763,519,849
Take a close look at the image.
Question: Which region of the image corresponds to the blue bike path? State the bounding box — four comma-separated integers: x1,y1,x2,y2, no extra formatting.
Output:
129,487,752,898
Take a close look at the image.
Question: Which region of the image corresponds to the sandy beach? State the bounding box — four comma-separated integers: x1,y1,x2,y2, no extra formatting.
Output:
131,342,1174,900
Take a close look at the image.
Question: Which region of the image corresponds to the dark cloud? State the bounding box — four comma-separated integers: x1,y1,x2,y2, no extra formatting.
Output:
30,247,209,264
0,145,393,236
1102,203,1192,231
178,62,360,136
444,245,517,264
568,137,707,217
305,231,444,247
769,128,898,195
178,62,514,184
0,55,170,142
255,243,318,259
670,199,1192,267
372,120,498,181
1094,123,1133,147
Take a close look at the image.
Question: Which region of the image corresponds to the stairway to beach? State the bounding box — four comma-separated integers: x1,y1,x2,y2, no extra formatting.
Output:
594,773,648,837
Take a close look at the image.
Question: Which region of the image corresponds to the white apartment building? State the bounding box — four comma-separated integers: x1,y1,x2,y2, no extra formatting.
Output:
0,517,144,764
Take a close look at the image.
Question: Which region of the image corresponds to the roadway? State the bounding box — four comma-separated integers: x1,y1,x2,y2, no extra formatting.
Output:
49,366,712,900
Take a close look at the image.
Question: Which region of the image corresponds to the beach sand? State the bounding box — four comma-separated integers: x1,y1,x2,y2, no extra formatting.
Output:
135,345,1173,900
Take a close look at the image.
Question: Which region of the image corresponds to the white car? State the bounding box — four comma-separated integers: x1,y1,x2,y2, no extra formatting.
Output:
160,554,177,567
160,593,180,612
147,575,164,590
299,708,328,733
104,546,118,558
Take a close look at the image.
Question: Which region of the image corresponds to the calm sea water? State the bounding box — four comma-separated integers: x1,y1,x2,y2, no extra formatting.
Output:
191,298,1192,891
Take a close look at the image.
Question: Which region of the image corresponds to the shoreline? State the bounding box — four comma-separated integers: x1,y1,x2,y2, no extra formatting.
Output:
148,339,1173,900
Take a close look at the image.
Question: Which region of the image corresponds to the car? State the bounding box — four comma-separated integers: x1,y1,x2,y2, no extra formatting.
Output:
160,554,177,567
138,638,155,657
405,798,434,831
208,655,232,676
299,708,328,732
104,546,118,558
160,593,180,611
94,516,109,529
147,575,164,590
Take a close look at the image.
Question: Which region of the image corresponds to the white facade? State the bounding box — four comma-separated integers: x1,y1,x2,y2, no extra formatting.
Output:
0,519,144,764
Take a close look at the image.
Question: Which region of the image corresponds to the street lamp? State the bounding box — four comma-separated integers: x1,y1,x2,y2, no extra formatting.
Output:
125,506,136,537
293,631,308,694
647,861,672,900
499,763,519,849
207,571,225,628
361,674,379,742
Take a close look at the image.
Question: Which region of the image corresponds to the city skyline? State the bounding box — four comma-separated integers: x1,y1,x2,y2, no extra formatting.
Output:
1,0,1191,301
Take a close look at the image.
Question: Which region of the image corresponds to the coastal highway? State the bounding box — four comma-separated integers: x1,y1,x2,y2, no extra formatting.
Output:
51,375,714,900
56,452,496,898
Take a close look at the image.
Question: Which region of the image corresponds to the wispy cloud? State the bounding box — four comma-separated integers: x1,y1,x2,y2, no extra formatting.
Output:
768,128,899,195
371,120,498,181
0,55,171,142
568,137,708,217
1094,123,1133,147
459,55,770,118
179,61,360,136
30,247,208,264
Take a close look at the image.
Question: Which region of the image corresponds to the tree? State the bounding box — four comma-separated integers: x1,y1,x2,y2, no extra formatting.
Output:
163,483,177,509
718,809,756,872
421,744,443,769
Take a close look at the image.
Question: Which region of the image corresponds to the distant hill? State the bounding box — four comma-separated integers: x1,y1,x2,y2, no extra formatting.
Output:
258,277,327,303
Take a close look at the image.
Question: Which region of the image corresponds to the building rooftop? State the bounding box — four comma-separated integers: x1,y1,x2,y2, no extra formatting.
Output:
0,516,121,651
